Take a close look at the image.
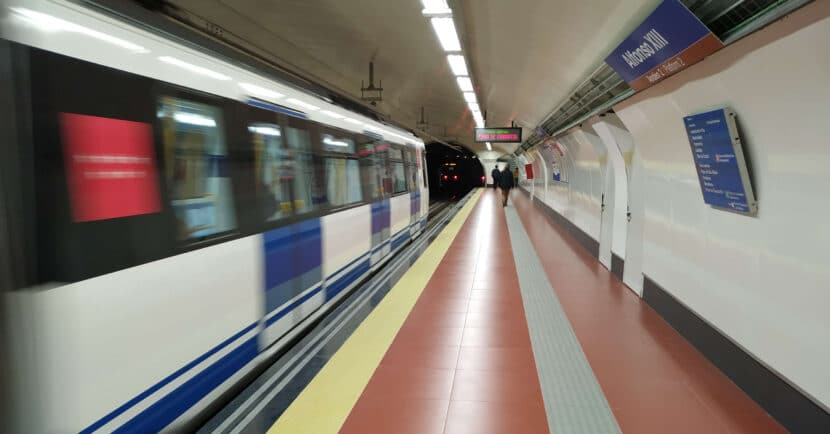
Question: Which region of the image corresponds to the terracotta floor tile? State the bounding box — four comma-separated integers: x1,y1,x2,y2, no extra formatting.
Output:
456,346,538,372
403,311,468,329
443,400,549,434
362,364,456,400
394,326,465,347
340,396,449,434
450,369,543,403
381,344,461,370
460,325,532,348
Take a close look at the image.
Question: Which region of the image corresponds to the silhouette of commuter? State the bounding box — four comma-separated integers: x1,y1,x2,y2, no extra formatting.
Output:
491,166,501,190
499,166,513,207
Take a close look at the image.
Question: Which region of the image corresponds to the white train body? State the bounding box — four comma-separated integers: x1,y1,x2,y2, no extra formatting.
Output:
0,0,429,432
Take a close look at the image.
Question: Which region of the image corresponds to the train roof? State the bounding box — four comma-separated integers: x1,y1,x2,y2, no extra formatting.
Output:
0,0,424,148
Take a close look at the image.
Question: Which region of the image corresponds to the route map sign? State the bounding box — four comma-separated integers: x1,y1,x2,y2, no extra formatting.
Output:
474,128,522,143
605,0,723,91
683,107,757,215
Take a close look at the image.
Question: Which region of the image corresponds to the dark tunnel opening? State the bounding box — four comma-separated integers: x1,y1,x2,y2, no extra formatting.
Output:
425,142,484,202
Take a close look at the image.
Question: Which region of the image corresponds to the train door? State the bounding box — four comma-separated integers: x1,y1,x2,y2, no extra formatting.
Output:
362,140,391,267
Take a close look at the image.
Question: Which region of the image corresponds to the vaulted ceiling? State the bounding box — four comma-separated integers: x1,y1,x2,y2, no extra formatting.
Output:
169,0,659,154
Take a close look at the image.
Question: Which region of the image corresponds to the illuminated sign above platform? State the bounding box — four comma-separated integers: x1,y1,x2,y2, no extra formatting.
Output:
474,128,522,143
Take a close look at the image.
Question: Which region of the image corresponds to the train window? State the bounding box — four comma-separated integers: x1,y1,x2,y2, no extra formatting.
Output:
249,122,291,221
322,133,362,207
406,149,418,191
391,162,406,194
158,96,237,241
389,146,406,194
358,140,383,201
322,133,356,154
284,126,318,215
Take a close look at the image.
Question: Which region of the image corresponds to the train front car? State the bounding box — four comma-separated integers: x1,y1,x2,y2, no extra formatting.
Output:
0,1,427,432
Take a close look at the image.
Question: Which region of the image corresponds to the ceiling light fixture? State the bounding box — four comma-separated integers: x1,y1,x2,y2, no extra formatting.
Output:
486,142,492,151
463,92,477,103
159,56,231,80
468,102,480,112
287,98,320,111
421,0,452,16
456,76,474,92
447,54,468,76
430,17,461,52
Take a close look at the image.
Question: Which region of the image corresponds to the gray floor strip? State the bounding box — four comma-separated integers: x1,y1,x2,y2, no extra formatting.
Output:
505,206,622,434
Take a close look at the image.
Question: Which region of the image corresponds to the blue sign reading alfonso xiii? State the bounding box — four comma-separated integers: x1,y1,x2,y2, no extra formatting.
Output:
605,0,723,91
683,108,757,215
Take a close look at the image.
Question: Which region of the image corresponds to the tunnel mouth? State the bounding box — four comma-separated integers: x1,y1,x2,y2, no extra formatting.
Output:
425,142,484,202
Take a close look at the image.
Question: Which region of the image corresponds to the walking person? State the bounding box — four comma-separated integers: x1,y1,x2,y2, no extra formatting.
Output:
499,165,513,207
490,165,501,190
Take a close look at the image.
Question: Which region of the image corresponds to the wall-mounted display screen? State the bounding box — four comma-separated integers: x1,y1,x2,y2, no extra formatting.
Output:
474,128,522,143
683,107,757,215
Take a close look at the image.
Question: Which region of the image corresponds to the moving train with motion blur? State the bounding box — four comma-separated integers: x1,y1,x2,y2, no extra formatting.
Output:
0,0,428,432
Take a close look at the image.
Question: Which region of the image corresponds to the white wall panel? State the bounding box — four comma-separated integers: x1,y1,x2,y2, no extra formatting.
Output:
615,2,830,408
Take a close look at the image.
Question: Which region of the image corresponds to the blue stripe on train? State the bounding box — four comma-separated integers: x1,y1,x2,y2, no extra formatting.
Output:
325,259,371,301
391,230,410,251
80,322,258,434
264,219,322,313
264,284,324,327
114,338,259,434
410,191,421,217
371,199,391,235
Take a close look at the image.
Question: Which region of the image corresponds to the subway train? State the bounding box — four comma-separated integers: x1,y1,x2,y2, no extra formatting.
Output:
0,0,428,432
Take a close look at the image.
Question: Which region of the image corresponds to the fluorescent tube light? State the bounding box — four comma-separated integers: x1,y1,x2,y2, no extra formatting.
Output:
457,76,473,92
422,0,452,15
463,92,477,103
287,98,320,111
468,102,480,112
447,54,468,76
159,56,231,80
430,17,461,52
486,142,492,151
343,117,363,125
239,83,283,100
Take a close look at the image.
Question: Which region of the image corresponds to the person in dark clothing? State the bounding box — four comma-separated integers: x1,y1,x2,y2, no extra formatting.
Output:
490,166,501,190
499,166,514,207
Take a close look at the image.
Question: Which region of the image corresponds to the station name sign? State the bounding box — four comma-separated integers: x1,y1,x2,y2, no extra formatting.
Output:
604,0,723,91
474,128,522,143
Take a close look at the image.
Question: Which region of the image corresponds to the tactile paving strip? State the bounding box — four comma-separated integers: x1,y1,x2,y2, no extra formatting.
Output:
505,206,622,434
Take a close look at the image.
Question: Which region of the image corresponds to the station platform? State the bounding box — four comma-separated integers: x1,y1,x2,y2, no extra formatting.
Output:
216,189,787,434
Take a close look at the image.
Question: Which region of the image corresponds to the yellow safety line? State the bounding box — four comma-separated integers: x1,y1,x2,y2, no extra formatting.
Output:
267,189,483,434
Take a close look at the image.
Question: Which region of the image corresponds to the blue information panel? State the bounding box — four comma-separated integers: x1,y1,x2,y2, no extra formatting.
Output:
683,107,757,214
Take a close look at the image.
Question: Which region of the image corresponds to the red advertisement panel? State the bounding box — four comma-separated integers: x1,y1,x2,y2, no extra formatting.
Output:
60,113,161,222
525,163,534,179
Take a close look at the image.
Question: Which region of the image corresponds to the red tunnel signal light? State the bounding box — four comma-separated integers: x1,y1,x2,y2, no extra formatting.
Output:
453,175,458,180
